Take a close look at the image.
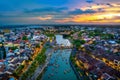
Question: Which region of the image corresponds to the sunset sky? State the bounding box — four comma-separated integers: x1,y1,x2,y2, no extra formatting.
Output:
0,0,120,25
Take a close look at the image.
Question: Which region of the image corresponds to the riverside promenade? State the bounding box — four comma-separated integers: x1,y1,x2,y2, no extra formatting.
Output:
29,48,54,80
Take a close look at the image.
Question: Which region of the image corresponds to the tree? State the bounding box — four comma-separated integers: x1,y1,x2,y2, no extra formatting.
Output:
101,33,114,39
3,46,6,59
36,44,40,48
46,33,55,37
22,36,28,40
78,32,82,37
10,46,18,50
0,44,6,59
73,39,86,49
107,34,114,39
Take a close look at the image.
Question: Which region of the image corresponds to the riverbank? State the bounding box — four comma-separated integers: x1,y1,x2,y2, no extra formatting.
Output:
19,47,46,80
31,48,54,80
70,48,90,80
70,49,81,80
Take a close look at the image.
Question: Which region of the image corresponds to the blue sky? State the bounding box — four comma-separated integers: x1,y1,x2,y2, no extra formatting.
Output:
0,0,120,24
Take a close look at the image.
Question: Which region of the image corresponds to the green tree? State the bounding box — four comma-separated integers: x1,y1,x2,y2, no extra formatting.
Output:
36,44,40,48
22,36,28,40
10,46,18,50
73,39,86,49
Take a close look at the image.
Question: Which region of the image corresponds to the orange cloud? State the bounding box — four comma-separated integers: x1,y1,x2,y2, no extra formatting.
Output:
56,3,120,24
37,15,52,21
55,12,120,24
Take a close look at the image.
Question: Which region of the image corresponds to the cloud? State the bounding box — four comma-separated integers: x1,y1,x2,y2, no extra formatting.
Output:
68,9,96,15
110,16,120,20
0,1,120,24
54,12,120,24
0,7,68,18
37,15,52,21
24,7,68,15
97,8,105,12
0,11,24,18
106,3,114,7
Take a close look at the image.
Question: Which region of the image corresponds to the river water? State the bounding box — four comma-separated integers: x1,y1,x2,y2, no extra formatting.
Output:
41,49,77,80
42,35,77,80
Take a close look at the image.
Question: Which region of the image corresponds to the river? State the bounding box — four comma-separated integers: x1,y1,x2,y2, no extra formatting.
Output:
41,35,77,80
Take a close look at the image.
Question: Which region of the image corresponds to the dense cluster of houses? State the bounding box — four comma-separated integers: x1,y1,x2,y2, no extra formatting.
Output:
0,28,47,79
73,28,120,80
76,51,120,80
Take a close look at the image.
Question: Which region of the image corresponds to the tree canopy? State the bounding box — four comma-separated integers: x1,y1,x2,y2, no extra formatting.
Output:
73,39,86,49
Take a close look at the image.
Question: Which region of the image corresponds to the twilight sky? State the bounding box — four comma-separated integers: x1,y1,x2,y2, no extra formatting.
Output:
0,0,120,25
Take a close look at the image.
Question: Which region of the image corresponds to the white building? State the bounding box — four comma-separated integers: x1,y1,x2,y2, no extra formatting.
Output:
55,35,71,47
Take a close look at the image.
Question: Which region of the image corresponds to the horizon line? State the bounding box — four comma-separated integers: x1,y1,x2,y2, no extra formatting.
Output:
1,23,120,26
